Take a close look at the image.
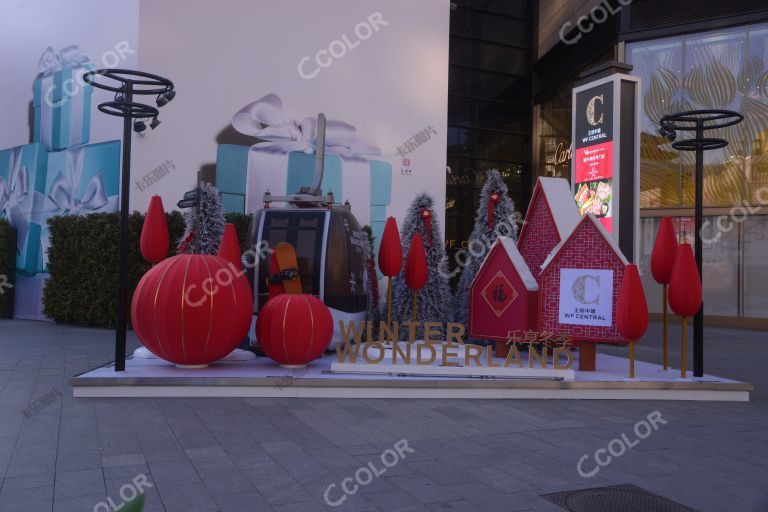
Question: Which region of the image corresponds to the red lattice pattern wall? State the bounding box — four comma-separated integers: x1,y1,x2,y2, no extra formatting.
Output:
539,220,626,343
518,194,560,276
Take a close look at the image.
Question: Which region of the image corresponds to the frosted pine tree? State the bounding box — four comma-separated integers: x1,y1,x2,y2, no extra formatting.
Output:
177,182,226,255
453,169,520,330
390,192,452,340
361,225,381,342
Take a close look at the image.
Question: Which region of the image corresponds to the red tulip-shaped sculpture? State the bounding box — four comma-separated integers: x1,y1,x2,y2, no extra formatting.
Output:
132,254,253,367
218,224,242,269
651,217,678,369
616,264,649,378
378,217,402,338
668,243,702,378
140,195,169,264
405,233,428,321
256,294,334,367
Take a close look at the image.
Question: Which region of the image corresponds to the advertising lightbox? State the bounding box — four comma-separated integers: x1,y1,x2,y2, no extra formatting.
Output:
571,67,641,262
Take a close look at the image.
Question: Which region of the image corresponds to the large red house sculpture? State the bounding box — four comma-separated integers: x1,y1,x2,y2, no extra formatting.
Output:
538,214,629,370
518,177,581,276
468,237,538,357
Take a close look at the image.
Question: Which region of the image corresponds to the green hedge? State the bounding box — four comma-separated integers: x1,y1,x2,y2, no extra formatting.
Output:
0,220,16,318
42,211,253,328
43,212,184,327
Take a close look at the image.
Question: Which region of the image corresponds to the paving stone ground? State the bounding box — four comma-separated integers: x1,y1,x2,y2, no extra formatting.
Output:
0,318,766,512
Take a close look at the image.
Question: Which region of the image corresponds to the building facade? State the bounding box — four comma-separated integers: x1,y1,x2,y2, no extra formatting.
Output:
448,0,768,323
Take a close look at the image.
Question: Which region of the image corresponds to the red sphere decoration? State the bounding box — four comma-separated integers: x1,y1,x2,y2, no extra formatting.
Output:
256,294,333,367
131,254,253,366
668,243,702,317
651,216,678,284
616,264,649,342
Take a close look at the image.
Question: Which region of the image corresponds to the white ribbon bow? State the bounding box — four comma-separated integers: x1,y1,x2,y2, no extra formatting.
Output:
37,45,90,78
231,94,381,158
47,147,109,215
0,148,33,255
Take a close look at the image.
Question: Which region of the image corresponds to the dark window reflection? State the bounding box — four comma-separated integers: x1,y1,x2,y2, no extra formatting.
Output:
446,0,533,285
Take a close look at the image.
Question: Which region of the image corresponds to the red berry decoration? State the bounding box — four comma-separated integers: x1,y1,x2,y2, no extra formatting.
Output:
378,217,403,277
616,264,649,342
651,217,678,284
668,243,702,317
140,195,169,264
131,254,253,367
218,223,242,269
405,233,428,291
256,294,333,367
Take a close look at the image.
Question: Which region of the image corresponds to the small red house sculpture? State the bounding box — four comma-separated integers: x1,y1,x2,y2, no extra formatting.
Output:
518,177,581,276
468,237,538,357
538,214,629,370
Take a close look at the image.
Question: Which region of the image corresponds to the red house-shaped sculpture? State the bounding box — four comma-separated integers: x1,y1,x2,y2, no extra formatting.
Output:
469,237,538,356
538,214,628,348
518,177,581,276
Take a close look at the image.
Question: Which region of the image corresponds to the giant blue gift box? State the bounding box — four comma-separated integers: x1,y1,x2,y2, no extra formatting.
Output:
215,144,392,239
38,141,121,272
0,143,48,275
33,61,93,151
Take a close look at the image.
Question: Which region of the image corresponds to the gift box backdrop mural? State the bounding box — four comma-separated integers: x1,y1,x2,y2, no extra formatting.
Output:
217,94,394,257
134,0,448,228
0,39,123,319
0,0,448,320
33,45,94,151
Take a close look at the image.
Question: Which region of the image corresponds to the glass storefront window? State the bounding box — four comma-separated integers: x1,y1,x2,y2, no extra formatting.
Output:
627,23,768,208
743,214,768,317
536,82,572,181
639,215,764,318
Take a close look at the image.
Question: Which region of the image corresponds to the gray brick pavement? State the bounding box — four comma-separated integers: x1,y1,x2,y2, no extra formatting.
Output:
0,319,765,511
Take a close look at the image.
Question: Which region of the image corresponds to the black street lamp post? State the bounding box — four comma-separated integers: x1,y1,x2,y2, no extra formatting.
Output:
658,109,743,378
83,69,175,372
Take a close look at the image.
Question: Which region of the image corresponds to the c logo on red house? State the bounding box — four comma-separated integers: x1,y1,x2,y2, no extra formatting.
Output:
571,274,601,305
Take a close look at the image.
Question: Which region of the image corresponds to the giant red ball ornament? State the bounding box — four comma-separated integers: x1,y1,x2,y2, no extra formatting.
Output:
256,294,333,367
131,254,253,367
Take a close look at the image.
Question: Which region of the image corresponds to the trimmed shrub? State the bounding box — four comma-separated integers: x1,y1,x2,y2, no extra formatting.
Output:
40,211,253,328
0,220,16,318
43,212,185,327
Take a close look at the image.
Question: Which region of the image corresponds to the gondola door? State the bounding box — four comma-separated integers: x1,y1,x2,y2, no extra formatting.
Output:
255,209,329,311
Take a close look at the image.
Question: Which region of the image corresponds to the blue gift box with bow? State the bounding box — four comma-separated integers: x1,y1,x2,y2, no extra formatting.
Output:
216,94,392,251
33,46,94,151
0,144,48,276
38,141,121,272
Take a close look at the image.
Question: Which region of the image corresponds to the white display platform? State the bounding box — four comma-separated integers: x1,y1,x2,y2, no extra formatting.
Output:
71,348,751,401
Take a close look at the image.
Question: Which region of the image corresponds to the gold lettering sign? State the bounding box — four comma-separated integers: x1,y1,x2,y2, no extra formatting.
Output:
335,321,574,370
555,142,572,165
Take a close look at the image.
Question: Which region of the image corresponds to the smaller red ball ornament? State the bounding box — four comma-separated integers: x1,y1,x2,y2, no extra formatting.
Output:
256,294,334,367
